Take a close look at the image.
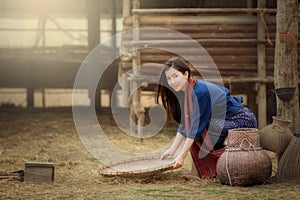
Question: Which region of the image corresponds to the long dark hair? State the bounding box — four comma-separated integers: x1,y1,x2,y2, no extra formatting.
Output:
156,57,191,124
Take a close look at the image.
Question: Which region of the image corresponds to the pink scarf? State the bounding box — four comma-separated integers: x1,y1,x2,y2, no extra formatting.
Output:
184,77,196,133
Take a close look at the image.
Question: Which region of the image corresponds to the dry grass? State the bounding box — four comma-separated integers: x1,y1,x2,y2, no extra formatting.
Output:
0,107,299,200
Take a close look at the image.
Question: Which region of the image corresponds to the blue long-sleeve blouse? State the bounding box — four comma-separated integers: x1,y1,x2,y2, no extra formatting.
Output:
177,80,243,140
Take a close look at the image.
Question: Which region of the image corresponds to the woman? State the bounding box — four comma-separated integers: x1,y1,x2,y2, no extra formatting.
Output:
156,57,257,179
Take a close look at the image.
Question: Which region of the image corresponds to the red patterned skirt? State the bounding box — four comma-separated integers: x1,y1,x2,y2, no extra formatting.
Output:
190,130,225,179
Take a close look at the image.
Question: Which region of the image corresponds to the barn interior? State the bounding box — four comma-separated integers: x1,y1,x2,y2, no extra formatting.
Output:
0,0,296,129
0,0,300,198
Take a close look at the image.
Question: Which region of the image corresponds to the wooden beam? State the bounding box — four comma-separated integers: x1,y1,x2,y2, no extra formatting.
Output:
132,8,277,14
127,75,274,84
130,39,269,48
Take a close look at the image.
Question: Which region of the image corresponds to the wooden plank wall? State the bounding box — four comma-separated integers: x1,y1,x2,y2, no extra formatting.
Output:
118,11,300,126
119,14,300,78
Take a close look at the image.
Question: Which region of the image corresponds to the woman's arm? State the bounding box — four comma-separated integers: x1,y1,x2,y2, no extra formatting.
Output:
160,132,185,160
172,138,194,169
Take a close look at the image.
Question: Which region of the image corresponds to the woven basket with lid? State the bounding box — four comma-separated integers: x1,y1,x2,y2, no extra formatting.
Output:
217,128,272,186
217,148,272,186
227,128,260,149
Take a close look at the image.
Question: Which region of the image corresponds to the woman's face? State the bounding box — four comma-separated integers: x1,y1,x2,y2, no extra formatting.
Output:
165,67,189,92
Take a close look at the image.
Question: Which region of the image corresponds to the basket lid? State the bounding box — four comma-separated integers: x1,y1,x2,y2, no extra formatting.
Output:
99,156,174,176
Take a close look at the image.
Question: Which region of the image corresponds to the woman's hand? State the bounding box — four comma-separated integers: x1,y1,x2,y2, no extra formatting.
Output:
160,149,174,160
160,132,185,160
172,155,185,169
171,138,195,169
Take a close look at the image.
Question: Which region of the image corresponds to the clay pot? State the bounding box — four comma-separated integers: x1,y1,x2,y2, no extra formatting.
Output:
259,116,293,160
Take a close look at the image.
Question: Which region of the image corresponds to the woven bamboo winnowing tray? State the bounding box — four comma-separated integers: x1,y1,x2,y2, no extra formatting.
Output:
99,156,174,177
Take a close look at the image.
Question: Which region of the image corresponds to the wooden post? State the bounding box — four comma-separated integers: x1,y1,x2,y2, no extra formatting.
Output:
27,87,34,108
274,0,300,130
123,0,131,17
247,0,253,9
130,0,144,138
256,0,267,129
111,0,117,57
26,64,34,108
247,0,253,16
87,0,100,52
87,0,101,109
41,88,45,108
41,15,46,54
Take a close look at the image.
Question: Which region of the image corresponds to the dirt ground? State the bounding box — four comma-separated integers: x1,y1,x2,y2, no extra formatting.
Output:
0,107,300,200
